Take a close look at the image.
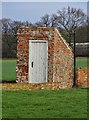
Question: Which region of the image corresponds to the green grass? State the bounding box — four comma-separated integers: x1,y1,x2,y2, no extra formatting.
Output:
1,58,88,118
1,57,89,81
76,57,89,68
2,89,87,118
1,59,16,81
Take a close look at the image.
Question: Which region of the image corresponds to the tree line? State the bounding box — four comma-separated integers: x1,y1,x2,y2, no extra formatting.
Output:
1,6,88,58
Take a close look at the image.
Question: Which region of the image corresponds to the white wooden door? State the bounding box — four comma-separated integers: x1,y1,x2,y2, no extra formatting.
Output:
29,40,48,83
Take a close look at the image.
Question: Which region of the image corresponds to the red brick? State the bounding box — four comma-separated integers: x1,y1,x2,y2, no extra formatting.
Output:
16,27,73,89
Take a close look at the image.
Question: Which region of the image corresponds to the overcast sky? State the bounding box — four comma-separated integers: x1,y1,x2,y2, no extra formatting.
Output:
1,0,89,2
2,2,88,23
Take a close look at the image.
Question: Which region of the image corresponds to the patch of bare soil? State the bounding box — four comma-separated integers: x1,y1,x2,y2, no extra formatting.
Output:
1,82,72,90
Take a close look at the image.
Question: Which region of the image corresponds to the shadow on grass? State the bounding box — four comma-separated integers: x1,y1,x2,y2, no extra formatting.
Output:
0,80,16,84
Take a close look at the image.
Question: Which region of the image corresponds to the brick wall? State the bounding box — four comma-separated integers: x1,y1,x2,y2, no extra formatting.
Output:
53,29,73,87
76,67,89,87
16,27,74,88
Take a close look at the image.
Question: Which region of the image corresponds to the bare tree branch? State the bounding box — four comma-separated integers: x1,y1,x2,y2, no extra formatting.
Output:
57,6,86,45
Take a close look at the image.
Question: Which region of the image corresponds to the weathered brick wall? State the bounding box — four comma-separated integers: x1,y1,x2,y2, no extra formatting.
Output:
16,27,74,88
76,67,89,87
53,29,73,88
16,27,54,83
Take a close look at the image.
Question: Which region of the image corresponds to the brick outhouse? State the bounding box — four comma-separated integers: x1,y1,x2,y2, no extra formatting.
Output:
16,27,74,88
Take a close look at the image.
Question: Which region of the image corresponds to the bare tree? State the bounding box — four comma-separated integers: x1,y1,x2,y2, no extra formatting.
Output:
57,6,86,45
35,21,44,27
35,13,58,27
50,14,58,27
41,14,51,26
35,14,51,27
1,18,33,58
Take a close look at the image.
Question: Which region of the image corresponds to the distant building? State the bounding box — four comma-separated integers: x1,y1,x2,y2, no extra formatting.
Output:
71,42,89,57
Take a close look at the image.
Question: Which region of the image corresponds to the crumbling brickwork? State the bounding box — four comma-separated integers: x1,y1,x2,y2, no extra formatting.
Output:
16,27,74,88
76,67,89,87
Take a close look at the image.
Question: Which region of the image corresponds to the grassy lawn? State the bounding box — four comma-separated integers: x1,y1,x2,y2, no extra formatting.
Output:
76,57,89,68
1,57,89,81
1,59,16,81
1,58,88,118
2,89,87,118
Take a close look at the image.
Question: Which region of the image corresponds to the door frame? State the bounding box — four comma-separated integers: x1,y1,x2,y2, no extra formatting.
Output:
28,40,48,83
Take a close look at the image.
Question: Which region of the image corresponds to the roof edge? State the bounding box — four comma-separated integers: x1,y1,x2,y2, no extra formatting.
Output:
54,28,73,52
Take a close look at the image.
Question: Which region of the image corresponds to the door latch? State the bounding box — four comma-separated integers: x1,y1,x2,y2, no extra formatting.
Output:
31,61,33,68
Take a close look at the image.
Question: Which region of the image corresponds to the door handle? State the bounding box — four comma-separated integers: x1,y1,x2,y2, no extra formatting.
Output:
31,61,33,68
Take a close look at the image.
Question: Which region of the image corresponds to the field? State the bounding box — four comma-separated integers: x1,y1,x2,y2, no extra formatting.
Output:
1,57,89,81
1,57,88,118
76,57,89,68
2,89,87,118
1,59,16,81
